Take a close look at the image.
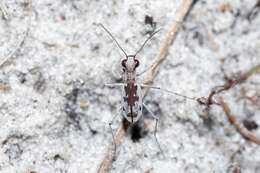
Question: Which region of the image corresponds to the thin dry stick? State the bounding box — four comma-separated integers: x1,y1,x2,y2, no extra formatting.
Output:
197,64,260,144
142,0,194,91
241,64,260,80
197,64,260,106
97,1,195,173
0,0,32,68
218,97,260,144
0,0,9,20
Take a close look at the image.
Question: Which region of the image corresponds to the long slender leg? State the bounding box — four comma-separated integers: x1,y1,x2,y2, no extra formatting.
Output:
143,102,165,157
109,107,122,153
141,84,197,101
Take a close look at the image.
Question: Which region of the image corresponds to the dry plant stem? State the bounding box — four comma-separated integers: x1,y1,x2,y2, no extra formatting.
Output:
198,64,260,144
97,124,126,172
142,0,194,94
97,1,195,173
218,97,260,144
0,0,32,68
242,64,260,80
198,64,260,106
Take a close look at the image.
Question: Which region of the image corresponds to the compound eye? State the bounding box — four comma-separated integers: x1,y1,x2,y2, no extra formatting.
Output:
121,59,127,68
134,59,139,68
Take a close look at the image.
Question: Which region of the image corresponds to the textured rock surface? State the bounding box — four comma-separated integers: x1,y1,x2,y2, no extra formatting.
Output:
0,0,260,173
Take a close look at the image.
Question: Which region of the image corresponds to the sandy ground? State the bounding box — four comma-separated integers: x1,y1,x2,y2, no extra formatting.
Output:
0,0,260,173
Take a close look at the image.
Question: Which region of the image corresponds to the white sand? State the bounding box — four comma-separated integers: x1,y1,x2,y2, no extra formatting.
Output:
0,0,260,172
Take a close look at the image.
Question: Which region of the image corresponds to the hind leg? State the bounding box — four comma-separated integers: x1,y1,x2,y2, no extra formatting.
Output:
142,103,165,156
109,107,122,153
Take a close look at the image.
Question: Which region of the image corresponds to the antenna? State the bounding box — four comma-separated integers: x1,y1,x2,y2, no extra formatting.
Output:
134,29,161,57
99,24,128,57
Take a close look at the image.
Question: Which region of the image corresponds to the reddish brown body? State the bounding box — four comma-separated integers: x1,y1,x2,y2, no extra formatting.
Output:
124,82,139,107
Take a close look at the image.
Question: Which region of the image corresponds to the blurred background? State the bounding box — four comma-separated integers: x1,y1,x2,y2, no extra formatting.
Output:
0,0,260,172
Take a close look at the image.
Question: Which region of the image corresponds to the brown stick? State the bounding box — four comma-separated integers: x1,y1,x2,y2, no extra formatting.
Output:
197,64,260,106
218,97,260,144
0,0,32,68
142,0,194,92
97,1,195,173
197,64,260,144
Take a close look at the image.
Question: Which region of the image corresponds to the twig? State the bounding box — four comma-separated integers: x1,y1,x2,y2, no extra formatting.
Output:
97,1,195,173
218,97,260,144
142,0,194,92
197,64,260,106
0,0,9,20
0,0,32,68
241,64,260,80
197,64,260,144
